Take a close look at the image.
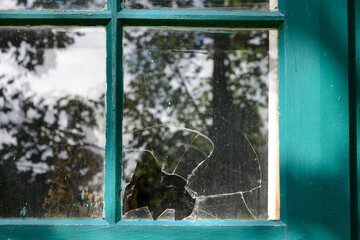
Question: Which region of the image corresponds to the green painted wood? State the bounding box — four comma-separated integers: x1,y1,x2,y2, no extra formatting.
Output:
118,10,284,28
284,0,351,239
118,10,284,20
108,0,120,16
356,0,360,238
278,0,285,13
104,18,122,224
348,0,357,239
0,223,286,240
0,0,356,239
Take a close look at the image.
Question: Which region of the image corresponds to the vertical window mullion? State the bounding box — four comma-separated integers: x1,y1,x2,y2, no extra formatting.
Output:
105,14,122,224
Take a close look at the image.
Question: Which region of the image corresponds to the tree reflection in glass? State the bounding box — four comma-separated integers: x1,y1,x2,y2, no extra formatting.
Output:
123,0,271,11
123,28,273,220
0,0,106,10
0,27,106,218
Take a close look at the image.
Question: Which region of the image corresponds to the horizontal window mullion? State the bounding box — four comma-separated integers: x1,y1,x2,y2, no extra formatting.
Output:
0,10,284,28
118,10,284,28
0,222,287,239
118,10,284,21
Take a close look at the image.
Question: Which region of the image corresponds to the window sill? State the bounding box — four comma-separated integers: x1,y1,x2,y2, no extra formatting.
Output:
0,220,287,239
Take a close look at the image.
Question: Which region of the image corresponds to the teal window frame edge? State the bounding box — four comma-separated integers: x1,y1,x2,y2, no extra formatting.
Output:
355,0,360,238
283,0,351,240
0,0,354,239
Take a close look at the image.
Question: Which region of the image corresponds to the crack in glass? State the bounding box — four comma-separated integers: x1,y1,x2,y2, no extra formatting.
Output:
122,27,270,220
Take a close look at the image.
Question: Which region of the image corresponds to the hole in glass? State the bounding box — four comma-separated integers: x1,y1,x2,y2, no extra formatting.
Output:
122,27,279,220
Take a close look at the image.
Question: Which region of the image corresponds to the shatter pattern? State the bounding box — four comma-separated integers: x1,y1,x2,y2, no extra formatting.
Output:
123,27,271,220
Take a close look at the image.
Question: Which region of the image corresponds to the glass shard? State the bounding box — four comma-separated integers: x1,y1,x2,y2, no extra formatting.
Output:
122,206,154,220
0,0,106,10
122,150,195,220
183,207,216,220
123,125,214,181
0,27,106,218
123,27,274,220
123,0,276,11
157,208,175,220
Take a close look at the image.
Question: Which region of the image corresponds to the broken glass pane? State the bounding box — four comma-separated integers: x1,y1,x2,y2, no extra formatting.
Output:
0,27,106,218
122,0,277,11
122,206,154,220
157,209,176,220
123,27,276,220
0,0,106,10
122,149,195,220
184,192,261,220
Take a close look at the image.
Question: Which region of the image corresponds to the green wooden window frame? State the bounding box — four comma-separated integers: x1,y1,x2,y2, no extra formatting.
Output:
0,0,355,239
357,0,360,238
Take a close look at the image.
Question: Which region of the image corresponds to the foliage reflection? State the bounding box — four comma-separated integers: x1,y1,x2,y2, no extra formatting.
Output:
0,27,106,218
123,28,271,220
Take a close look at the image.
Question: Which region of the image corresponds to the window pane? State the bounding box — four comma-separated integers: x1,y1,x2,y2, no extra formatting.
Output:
0,27,106,218
0,0,106,10
122,27,278,220
123,0,277,11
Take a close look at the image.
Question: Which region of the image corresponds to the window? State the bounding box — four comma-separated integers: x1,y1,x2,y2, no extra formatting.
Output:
0,0,353,239
122,26,279,221
0,26,106,219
